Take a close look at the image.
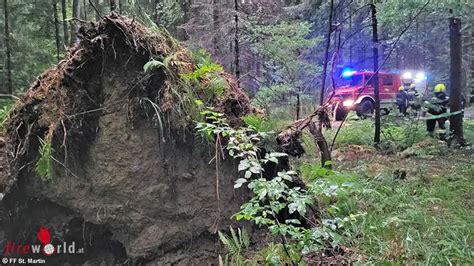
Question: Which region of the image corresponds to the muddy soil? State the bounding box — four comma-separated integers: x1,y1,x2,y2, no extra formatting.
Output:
0,14,255,265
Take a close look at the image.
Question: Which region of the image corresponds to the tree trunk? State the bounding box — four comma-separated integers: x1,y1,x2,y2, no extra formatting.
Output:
83,0,88,20
212,0,219,55
319,0,334,105
153,0,159,23
61,0,68,46
308,122,332,169
371,4,381,145
70,0,81,45
53,0,61,61
93,0,101,21
233,0,241,87
349,3,353,65
296,92,301,120
109,0,116,12
276,107,332,168
3,0,13,94
449,17,465,146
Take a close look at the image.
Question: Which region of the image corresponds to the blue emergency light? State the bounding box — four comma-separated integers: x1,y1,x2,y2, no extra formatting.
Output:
341,68,356,78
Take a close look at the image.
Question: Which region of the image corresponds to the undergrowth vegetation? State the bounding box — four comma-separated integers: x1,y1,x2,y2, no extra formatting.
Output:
205,105,473,264
351,171,473,264
0,99,14,133
314,117,473,264
326,114,428,152
197,110,365,265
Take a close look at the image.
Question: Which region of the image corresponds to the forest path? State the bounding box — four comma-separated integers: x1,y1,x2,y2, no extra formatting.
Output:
464,106,474,119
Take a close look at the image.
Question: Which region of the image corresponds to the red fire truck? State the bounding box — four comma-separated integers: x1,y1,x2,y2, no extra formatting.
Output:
330,71,402,120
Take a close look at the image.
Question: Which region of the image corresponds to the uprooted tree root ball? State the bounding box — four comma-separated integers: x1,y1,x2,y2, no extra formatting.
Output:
0,13,270,264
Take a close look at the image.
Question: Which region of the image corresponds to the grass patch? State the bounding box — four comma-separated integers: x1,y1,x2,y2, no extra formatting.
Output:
0,99,15,134
464,119,474,143
351,172,473,264
325,118,374,148
300,117,474,264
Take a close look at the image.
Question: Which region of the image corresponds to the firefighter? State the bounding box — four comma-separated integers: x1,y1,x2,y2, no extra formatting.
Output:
426,83,449,136
396,86,408,115
407,83,420,112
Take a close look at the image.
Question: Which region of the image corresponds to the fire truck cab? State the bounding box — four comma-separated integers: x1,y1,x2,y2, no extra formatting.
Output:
331,71,402,120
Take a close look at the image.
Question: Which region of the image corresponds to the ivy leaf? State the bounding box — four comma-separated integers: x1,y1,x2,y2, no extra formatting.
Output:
247,182,256,189
259,189,267,200
286,170,297,175
285,219,301,225
288,203,298,214
234,178,247,188
244,171,252,179
250,166,263,174
238,160,250,172
269,152,288,158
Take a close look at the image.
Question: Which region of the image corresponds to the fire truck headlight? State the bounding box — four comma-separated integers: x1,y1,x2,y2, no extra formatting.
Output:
415,72,427,81
402,72,413,79
343,99,355,107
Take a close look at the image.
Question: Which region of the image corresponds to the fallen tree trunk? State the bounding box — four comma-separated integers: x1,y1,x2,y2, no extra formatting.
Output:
276,105,332,168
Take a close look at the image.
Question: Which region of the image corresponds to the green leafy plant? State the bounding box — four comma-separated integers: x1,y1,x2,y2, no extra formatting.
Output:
36,132,54,181
0,101,14,133
181,50,226,101
250,242,302,265
196,110,364,261
143,59,166,72
218,227,250,266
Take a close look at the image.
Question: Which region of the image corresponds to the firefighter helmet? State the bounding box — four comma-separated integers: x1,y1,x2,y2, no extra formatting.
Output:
399,86,404,91
434,83,446,93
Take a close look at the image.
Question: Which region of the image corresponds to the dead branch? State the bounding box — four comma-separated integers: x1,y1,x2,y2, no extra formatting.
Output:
308,122,332,168
276,105,332,164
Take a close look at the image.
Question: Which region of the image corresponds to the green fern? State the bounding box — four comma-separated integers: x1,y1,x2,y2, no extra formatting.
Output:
143,59,166,72
0,100,14,133
218,227,250,266
144,52,182,73
180,60,223,80
36,133,54,181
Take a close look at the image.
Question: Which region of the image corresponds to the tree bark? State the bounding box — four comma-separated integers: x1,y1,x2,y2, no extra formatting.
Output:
70,0,81,45
212,0,219,55
61,0,68,46
3,0,13,94
349,3,352,65
153,0,159,23
296,92,301,120
83,0,88,20
371,3,381,145
234,0,241,87
449,17,465,146
53,0,61,61
109,0,116,12
308,122,332,169
319,0,334,105
276,106,332,168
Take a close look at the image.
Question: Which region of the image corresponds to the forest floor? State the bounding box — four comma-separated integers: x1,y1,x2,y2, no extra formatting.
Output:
464,106,474,119
295,115,474,264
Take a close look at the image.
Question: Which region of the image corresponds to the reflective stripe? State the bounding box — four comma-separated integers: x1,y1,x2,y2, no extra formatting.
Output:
422,110,464,120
